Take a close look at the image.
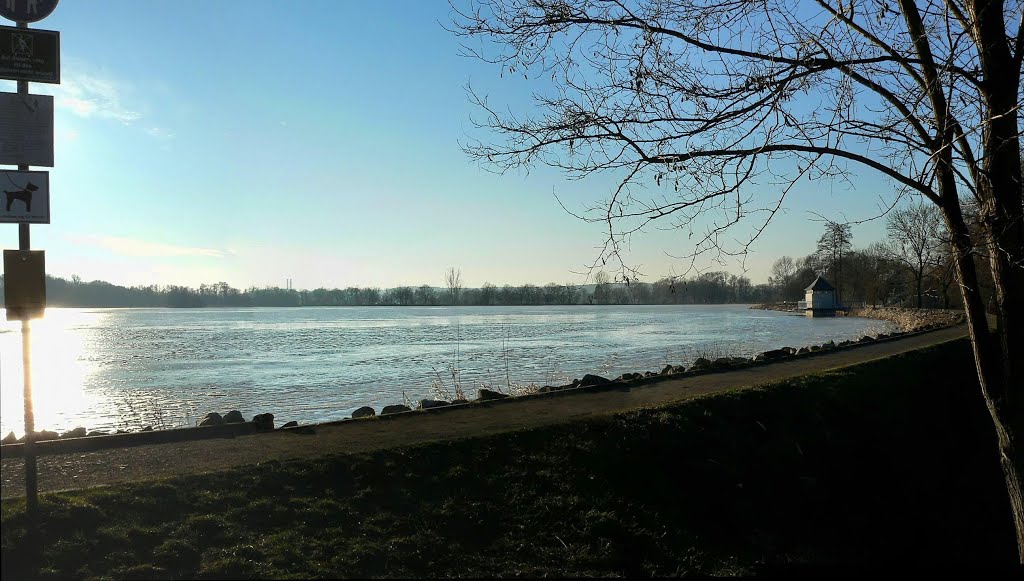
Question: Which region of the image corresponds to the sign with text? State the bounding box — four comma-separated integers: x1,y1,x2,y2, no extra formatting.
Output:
1,170,48,223
3,249,46,320
0,25,59,83
0,0,59,24
0,91,52,166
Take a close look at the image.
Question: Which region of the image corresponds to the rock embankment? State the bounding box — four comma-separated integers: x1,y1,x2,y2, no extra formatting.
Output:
1,411,278,447
329,321,964,422
845,306,963,332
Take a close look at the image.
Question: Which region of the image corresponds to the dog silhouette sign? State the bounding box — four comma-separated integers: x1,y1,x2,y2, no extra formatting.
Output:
1,170,48,223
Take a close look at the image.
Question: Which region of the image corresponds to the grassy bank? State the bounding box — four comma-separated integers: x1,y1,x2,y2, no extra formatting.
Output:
1,338,1015,578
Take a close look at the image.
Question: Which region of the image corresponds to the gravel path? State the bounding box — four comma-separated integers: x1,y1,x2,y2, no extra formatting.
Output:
1,325,967,499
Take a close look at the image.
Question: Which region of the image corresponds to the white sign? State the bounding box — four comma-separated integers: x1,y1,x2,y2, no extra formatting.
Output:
1,169,48,223
0,92,53,166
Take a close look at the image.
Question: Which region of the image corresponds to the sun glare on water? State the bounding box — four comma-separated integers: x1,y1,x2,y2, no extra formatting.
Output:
0,308,107,438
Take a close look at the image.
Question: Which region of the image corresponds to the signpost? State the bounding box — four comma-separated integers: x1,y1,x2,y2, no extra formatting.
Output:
2,0,59,518
0,25,60,83
3,249,45,320
0,92,54,166
1,170,50,223
0,0,59,23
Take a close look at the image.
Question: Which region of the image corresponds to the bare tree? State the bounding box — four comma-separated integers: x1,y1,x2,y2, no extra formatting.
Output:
886,202,949,307
768,255,817,301
593,269,613,304
445,267,463,306
768,256,797,291
453,0,1024,558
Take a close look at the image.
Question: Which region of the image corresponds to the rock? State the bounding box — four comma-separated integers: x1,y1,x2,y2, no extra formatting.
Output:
141,426,154,432
452,399,469,405
797,347,810,355
418,399,449,410
691,357,713,370
252,413,274,430
824,340,836,348
61,427,88,439
713,357,734,367
2,432,17,445
199,412,224,427
351,406,376,419
621,372,642,381
759,349,789,361
35,430,60,441
280,420,299,429
809,345,820,352
86,431,108,437
478,388,509,401
115,429,129,434
838,340,853,347
644,371,657,377
537,385,556,393
579,374,610,387
381,404,412,415
661,364,675,375
860,335,874,342
223,410,245,424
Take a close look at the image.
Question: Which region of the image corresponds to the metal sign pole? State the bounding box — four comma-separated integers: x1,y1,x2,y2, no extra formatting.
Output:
16,19,38,516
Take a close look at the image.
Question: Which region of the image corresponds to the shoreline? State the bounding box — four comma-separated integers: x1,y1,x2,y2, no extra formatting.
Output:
1,324,970,499
2,315,956,450
750,303,965,332
2,307,959,442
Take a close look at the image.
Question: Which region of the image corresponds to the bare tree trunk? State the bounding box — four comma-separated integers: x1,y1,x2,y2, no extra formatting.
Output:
944,199,1024,562
967,0,1024,560
916,269,923,309
980,172,1024,563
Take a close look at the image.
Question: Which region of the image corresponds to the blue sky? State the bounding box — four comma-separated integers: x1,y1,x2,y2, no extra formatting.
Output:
0,0,897,290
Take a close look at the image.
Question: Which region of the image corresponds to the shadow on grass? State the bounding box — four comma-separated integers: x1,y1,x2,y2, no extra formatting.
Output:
1,338,1016,578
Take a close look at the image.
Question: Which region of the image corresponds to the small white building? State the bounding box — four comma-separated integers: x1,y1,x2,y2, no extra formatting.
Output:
805,276,837,317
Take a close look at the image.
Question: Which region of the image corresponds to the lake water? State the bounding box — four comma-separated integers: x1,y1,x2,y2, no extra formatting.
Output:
0,305,894,437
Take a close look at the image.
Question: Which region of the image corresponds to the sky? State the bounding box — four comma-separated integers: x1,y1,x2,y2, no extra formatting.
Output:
0,0,900,290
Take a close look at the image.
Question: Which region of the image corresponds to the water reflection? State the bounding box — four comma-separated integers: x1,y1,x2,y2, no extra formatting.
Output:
0,308,106,438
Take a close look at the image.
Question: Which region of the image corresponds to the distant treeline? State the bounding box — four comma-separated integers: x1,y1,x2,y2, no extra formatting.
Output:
4,206,990,309
0,272,776,308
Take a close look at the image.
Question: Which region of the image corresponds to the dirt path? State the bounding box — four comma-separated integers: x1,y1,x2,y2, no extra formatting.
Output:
1,326,967,499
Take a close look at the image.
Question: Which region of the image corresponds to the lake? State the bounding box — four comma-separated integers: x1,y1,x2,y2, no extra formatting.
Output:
0,305,894,437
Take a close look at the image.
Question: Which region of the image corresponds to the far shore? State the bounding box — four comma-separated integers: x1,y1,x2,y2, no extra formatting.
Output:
751,303,965,332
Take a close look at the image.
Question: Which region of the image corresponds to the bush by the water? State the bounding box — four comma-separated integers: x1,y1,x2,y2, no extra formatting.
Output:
0,339,1014,578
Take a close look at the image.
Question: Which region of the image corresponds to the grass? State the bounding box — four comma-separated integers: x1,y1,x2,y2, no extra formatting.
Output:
1,338,1016,578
